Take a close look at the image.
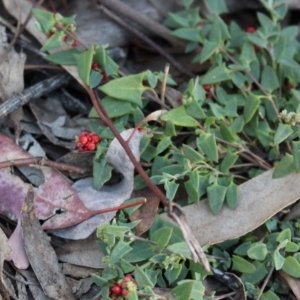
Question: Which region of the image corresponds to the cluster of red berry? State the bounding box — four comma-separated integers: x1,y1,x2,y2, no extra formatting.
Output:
109,274,137,299
46,31,79,48
203,84,213,99
76,131,101,152
246,26,260,52
91,62,109,83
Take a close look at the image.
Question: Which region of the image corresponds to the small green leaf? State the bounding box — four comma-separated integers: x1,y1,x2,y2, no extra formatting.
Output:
160,106,199,127
123,243,155,262
273,154,295,179
220,151,238,173
232,255,256,273
243,94,260,124
91,274,108,287
182,144,204,163
44,48,81,65
167,242,192,259
201,64,231,84
74,46,94,86
274,124,293,145
166,181,179,201
247,243,268,261
100,72,149,106
89,70,102,88
273,249,285,270
172,28,200,42
241,261,268,285
206,0,228,14
282,256,300,278
292,140,300,172
207,183,227,215
196,133,218,162
185,99,206,119
32,8,55,33
261,65,280,92
93,158,113,190
171,280,205,300
200,40,219,63
165,265,183,284
157,137,172,155
276,228,291,243
110,240,132,264
134,266,155,288
285,242,300,252
226,181,238,209
234,242,252,256
240,41,257,66
120,258,135,273
261,290,281,300
184,170,200,204
41,31,64,52
152,227,173,251
220,122,236,143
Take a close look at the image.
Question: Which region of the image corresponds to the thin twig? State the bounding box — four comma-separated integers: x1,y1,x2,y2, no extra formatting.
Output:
256,266,274,300
98,5,195,78
95,0,186,50
3,270,40,287
0,157,87,174
0,73,71,118
160,63,170,106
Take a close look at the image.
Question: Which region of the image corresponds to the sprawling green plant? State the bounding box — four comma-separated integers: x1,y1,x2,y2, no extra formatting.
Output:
33,0,300,298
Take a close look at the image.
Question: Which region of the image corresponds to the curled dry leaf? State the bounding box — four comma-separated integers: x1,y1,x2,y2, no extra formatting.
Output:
163,169,300,246
22,187,74,300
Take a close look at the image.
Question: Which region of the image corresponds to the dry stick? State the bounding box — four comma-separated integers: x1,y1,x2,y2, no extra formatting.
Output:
0,73,71,118
96,0,186,50
160,63,170,106
88,88,211,271
256,266,274,300
0,157,87,174
0,0,44,66
98,5,195,78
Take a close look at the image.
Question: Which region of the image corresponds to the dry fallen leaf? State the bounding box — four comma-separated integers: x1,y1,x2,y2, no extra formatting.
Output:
130,188,160,236
22,187,74,300
0,228,11,300
163,169,300,245
279,270,300,299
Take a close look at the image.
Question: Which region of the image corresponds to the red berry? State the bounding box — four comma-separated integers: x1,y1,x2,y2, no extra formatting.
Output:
72,40,79,47
102,72,109,83
91,133,100,143
78,145,87,152
111,284,122,295
253,44,260,52
91,62,101,70
203,84,211,92
87,142,96,151
206,92,212,99
287,83,293,91
46,32,54,38
177,94,183,102
122,288,130,297
79,135,88,145
246,26,256,33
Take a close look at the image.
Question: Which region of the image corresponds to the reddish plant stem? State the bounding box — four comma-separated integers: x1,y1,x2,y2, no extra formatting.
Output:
95,199,146,214
88,88,169,207
0,157,87,174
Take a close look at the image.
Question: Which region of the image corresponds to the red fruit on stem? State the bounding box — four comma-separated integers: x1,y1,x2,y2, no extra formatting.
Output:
87,142,96,151
253,44,260,52
246,26,256,33
122,289,130,297
102,72,109,83
111,284,122,295
79,135,88,145
91,62,100,70
91,133,100,143
177,94,183,102
72,40,79,47
203,84,211,92
78,145,87,152
286,83,293,91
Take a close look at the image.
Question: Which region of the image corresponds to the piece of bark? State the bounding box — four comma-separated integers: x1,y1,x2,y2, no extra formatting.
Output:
21,187,74,300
